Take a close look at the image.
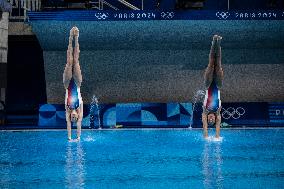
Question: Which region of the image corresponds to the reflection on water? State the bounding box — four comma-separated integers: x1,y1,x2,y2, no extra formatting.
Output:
202,140,223,189
0,150,11,189
65,142,86,189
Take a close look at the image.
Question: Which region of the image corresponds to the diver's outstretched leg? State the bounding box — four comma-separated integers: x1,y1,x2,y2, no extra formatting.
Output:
63,30,74,89
204,35,219,88
70,26,83,140
214,35,224,88
72,26,82,88
64,28,75,140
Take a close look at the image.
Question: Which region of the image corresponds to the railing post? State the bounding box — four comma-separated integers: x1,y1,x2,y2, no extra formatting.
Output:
18,0,20,17
228,0,230,11
24,0,26,20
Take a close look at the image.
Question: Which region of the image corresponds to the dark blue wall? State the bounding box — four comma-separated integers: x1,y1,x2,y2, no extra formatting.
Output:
6,35,47,116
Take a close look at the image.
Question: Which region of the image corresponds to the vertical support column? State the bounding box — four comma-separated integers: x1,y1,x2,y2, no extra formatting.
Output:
0,88,5,102
0,12,9,103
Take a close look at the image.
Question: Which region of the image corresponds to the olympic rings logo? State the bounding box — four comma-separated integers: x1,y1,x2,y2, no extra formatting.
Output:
221,107,245,119
95,13,109,20
216,12,230,19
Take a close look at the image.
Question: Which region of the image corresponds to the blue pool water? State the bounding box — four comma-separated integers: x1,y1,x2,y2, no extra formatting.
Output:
0,129,283,189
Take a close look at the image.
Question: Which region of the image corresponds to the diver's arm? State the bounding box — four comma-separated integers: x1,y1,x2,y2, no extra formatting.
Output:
215,106,221,138
76,103,83,140
204,36,219,88
202,111,208,138
215,114,221,138
65,109,72,140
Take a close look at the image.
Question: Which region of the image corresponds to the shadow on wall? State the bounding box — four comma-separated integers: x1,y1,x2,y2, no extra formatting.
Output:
6,35,47,115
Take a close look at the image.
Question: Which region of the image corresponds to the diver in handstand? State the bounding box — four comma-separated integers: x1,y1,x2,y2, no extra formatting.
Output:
202,35,224,139
63,26,83,141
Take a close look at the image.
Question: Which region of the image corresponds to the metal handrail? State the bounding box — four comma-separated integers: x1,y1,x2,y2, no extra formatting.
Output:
228,0,230,10
117,0,140,10
8,0,41,21
92,0,142,10
101,0,119,10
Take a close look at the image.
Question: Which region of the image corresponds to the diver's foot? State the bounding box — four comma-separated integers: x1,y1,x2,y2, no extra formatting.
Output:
73,26,79,37
212,35,222,45
216,35,222,46
217,35,222,40
211,35,222,55
69,28,74,37
211,35,218,50
213,34,219,41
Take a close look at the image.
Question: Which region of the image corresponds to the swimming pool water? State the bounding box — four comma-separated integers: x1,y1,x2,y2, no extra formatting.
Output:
0,129,283,189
